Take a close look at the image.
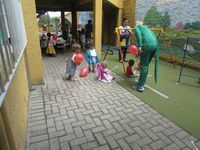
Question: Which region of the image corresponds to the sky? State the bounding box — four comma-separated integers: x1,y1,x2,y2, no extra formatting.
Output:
47,11,61,18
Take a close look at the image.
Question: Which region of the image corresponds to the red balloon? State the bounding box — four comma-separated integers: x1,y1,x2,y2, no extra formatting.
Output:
74,53,84,65
80,68,88,77
129,45,138,56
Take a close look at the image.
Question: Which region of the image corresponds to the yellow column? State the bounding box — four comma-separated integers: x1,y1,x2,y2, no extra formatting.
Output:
116,8,122,46
93,0,103,59
21,0,44,84
117,8,122,27
122,0,136,43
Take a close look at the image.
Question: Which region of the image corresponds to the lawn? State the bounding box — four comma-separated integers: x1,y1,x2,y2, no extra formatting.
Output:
102,51,200,139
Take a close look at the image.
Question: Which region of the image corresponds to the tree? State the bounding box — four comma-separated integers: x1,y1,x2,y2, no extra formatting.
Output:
38,14,51,26
144,6,163,27
162,12,171,28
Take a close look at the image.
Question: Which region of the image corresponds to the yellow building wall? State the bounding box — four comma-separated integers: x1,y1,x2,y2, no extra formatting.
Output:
122,0,136,43
0,113,10,150
0,54,29,150
21,0,44,85
103,7,118,45
107,0,123,8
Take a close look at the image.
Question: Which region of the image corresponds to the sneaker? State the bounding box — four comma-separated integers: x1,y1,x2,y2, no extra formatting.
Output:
132,85,144,92
137,86,144,92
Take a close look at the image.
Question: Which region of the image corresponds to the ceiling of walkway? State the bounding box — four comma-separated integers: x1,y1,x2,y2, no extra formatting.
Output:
35,0,93,11
35,0,118,11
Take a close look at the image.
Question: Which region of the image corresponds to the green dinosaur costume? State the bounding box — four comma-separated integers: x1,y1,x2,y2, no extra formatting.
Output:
134,25,159,88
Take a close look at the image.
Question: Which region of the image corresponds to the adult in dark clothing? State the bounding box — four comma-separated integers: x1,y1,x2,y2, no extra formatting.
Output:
85,20,93,47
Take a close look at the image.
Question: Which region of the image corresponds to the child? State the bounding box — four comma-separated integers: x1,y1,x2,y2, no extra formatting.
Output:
46,32,56,56
97,61,114,83
64,43,81,81
126,59,136,77
86,39,98,72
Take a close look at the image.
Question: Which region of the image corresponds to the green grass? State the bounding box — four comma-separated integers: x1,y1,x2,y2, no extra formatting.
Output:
103,51,200,139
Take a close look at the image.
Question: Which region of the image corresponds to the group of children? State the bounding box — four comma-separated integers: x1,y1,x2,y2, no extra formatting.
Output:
64,38,138,82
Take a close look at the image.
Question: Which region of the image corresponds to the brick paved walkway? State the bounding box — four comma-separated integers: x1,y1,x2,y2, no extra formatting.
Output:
26,54,200,150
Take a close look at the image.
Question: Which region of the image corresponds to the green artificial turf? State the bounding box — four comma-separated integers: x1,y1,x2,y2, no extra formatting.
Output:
103,51,200,139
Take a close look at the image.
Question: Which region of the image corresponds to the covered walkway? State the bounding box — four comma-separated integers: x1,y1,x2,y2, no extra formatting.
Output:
26,54,200,150
36,0,126,57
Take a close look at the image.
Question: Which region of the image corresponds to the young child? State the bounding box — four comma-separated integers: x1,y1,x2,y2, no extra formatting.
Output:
97,61,114,83
46,32,56,56
64,43,81,81
86,39,98,72
126,59,136,77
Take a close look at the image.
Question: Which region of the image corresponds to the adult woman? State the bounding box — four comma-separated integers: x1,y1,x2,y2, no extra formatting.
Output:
118,18,132,62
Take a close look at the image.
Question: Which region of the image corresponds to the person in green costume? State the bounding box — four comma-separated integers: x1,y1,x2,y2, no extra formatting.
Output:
133,20,159,92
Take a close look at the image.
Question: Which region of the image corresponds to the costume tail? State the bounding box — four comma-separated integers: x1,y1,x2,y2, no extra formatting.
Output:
154,48,159,83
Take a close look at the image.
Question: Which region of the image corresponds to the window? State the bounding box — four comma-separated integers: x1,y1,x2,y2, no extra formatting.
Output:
0,0,27,106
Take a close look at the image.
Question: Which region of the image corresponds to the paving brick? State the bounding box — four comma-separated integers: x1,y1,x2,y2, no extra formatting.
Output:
105,135,119,149
113,131,129,140
81,141,98,150
49,130,66,139
84,130,95,141
134,127,147,138
175,130,189,139
130,142,142,150
30,134,48,143
81,123,96,130
102,120,113,129
70,137,87,146
59,134,76,143
157,132,172,145
50,138,60,150
74,126,84,137
93,117,103,126
117,139,132,150
95,133,107,145
103,128,117,137
145,129,159,141
150,140,167,150
64,123,74,134
169,135,186,148
30,140,49,150
93,145,110,150
163,143,180,150
125,134,140,143
72,120,86,127
112,122,123,132
30,128,48,137
30,124,47,132
92,126,106,133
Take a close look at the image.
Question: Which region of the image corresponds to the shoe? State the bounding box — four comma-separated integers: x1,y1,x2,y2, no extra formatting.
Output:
119,60,123,63
132,85,144,92
137,86,144,92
